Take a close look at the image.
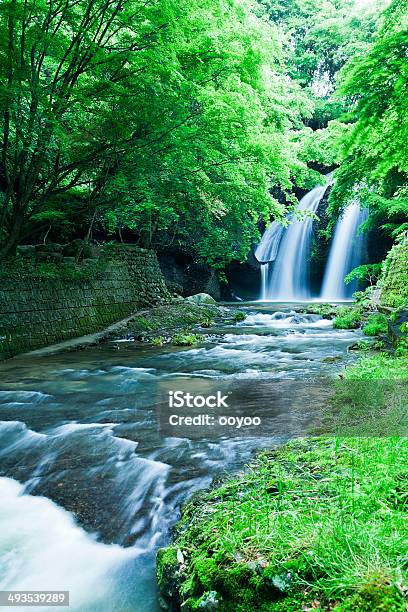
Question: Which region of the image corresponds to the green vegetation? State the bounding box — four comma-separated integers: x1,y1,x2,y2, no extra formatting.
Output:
123,301,230,343
380,239,408,308
172,333,205,347
0,254,107,281
345,353,408,381
157,437,408,611
329,0,408,245
332,306,363,330
362,313,388,337
0,0,393,276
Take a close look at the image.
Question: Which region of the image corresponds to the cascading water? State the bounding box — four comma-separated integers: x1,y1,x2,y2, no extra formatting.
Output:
320,203,368,301
255,178,331,301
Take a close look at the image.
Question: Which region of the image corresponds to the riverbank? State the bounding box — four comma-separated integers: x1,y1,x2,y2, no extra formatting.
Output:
157,434,408,611
156,299,408,611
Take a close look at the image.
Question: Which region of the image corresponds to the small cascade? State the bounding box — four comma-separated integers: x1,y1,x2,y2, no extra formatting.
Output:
320,203,368,301
255,178,331,301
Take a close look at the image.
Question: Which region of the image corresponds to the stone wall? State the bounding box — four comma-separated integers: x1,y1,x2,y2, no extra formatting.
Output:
380,235,408,308
0,246,171,359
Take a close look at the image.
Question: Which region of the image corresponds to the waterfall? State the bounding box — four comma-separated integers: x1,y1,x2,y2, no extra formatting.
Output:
320,203,368,301
255,179,331,301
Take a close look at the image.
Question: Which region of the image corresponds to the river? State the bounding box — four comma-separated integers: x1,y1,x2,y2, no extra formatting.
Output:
0,304,359,611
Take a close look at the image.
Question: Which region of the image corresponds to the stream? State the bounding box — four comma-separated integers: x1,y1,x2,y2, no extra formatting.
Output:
0,304,360,611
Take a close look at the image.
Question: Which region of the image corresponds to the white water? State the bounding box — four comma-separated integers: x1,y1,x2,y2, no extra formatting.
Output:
255,179,331,301
320,203,368,301
0,478,139,612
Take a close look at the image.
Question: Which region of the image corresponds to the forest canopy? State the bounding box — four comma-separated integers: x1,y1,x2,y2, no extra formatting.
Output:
0,0,404,269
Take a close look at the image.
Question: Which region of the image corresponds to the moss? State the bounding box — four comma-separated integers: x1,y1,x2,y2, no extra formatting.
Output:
335,572,406,611
126,302,223,342
298,303,339,318
156,546,182,603
0,255,107,281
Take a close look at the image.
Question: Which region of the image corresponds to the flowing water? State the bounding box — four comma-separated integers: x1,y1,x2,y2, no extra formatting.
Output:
321,203,368,301
255,179,331,301
0,306,360,611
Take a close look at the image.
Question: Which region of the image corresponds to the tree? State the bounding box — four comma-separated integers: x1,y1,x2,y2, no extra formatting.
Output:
0,0,314,264
329,0,408,241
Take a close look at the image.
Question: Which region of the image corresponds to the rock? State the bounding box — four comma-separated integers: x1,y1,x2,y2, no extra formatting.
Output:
36,251,64,263
17,245,36,256
322,356,342,363
35,242,64,253
185,293,217,305
62,239,93,259
195,591,220,610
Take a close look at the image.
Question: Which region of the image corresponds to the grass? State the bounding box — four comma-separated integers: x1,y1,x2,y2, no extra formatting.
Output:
344,352,408,380
157,438,408,611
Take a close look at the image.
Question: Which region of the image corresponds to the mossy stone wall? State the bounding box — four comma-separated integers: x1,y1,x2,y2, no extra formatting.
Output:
380,236,408,308
0,246,170,359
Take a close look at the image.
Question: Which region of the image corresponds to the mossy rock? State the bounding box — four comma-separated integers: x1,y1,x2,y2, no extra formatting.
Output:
185,293,218,306
157,546,183,607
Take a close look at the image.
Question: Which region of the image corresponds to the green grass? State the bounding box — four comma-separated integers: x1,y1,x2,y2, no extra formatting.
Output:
344,353,408,380
157,437,408,611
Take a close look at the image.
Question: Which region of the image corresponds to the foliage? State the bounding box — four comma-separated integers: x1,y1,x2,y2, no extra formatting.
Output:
157,437,408,611
329,0,408,242
0,0,320,266
362,313,388,337
172,332,204,346
379,237,408,308
0,254,106,281
345,263,382,287
332,306,363,329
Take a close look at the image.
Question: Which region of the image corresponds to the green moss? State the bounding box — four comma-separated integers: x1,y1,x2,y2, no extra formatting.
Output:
0,255,107,281
298,303,338,318
233,311,247,322
156,546,181,603
335,572,406,611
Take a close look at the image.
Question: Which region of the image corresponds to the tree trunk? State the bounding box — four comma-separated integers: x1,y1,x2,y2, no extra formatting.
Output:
0,217,24,259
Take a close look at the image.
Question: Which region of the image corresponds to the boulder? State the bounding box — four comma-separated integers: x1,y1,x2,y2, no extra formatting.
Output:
185,293,217,305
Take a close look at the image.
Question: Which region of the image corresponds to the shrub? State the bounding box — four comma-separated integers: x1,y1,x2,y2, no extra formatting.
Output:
333,307,363,329
362,313,388,337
